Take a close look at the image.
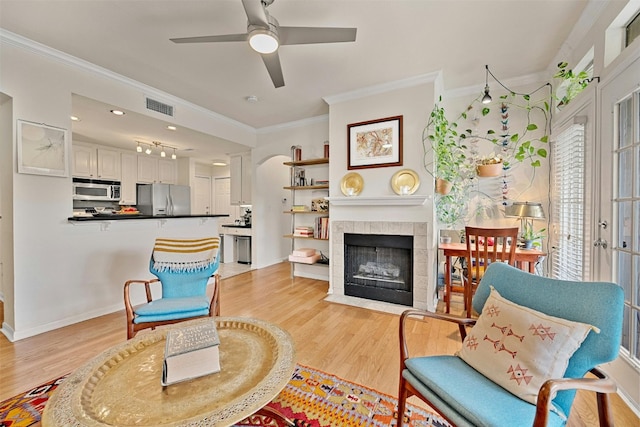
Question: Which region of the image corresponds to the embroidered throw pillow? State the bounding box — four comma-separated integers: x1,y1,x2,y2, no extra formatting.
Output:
457,287,598,409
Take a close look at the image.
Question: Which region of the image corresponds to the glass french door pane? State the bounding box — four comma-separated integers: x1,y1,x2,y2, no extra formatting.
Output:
619,251,632,302
636,200,640,252
637,146,640,197
619,97,633,148
618,149,632,198
636,254,640,359
619,201,633,250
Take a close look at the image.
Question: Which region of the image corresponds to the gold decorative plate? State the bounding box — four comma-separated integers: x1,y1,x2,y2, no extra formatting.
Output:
391,169,420,195
42,317,296,427
340,172,364,196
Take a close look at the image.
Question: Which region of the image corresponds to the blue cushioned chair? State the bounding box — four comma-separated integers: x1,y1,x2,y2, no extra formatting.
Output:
398,262,624,427
124,238,221,339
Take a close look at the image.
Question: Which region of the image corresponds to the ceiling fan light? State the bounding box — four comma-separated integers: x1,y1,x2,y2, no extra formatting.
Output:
249,31,279,54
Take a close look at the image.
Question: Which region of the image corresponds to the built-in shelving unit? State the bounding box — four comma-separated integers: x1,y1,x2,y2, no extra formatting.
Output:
283,157,329,276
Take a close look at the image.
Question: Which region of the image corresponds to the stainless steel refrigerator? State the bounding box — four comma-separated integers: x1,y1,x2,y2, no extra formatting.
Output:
137,184,191,216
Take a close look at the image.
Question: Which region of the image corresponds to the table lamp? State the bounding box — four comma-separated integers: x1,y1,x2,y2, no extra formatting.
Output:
504,201,545,241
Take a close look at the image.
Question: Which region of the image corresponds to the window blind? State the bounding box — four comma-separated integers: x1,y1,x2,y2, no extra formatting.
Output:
550,122,588,280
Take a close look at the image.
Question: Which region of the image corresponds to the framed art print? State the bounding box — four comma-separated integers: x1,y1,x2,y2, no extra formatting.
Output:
347,115,403,170
17,120,69,177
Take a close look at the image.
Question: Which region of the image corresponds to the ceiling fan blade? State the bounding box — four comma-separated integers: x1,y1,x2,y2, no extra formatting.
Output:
242,0,269,27
278,27,357,45
261,52,285,88
171,34,248,44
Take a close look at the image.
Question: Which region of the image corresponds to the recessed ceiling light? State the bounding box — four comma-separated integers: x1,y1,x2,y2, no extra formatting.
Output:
167,125,177,131
110,109,125,116
246,95,259,103
212,160,228,166
70,115,80,121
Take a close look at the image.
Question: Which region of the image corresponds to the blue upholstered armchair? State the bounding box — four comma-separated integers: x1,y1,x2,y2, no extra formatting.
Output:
124,237,221,339
398,263,624,427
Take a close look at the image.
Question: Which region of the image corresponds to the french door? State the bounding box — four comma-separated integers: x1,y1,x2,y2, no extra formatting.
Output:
598,52,640,407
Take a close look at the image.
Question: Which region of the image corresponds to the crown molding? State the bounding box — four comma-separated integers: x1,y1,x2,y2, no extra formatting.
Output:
0,29,256,134
323,71,441,105
256,114,329,134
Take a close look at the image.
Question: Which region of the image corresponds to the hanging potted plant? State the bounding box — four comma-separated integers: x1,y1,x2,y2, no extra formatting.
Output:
476,153,504,177
423,98,468,194
553,61,591,109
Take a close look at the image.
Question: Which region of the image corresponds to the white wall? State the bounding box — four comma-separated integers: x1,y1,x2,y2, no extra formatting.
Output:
0,36,255,340
253,117,330,275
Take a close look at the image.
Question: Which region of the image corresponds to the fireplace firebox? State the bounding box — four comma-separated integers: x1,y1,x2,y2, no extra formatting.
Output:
344,233,413,306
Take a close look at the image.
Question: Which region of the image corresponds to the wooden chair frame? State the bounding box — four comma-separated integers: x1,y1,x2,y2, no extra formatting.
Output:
463,226,518,317
124,273,220,339
397,309,617,427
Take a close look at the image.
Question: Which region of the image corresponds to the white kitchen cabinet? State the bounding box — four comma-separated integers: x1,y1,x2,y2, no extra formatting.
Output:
120,152,137,205
230,152,251,205
97,148,121,180
136,156,177,184
72,144,96,178
158,159,177,184
72,144,121,180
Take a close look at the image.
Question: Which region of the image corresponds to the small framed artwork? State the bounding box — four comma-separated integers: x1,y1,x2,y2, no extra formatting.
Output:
347,115,403,170
17,120,69,177
311,198,329,212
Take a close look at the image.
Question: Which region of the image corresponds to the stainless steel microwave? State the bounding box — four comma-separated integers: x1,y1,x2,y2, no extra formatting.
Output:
72,178,121,201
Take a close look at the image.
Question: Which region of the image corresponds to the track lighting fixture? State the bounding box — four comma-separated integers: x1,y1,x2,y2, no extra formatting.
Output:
135,141,178,159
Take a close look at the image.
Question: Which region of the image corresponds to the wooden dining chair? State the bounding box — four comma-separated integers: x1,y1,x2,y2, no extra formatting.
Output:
463,226,518,317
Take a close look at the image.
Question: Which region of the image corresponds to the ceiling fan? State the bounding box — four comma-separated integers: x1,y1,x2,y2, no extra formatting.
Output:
170,0,357,88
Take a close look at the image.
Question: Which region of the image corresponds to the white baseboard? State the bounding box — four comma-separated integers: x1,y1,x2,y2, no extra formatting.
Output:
6,303,123,342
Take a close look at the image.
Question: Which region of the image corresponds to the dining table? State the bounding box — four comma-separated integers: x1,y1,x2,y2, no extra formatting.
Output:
439,242,546,315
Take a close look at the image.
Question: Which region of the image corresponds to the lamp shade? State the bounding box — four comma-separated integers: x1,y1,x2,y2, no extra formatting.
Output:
505,201,545,219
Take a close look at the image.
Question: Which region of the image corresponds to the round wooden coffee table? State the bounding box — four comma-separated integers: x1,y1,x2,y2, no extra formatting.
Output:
42,317,296,426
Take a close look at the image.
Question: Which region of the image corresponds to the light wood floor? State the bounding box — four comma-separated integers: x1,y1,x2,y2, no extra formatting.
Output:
0,262,637,426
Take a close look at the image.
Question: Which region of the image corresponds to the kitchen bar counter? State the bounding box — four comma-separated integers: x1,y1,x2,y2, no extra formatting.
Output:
68,214,229,222
221,224,252,229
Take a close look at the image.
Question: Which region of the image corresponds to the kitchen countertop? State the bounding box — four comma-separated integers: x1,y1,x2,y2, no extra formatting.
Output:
221,224,252,229
68,214,229,222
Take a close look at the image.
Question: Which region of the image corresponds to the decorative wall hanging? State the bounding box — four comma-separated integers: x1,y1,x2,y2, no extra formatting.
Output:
347,115,402,169
17,120,69,177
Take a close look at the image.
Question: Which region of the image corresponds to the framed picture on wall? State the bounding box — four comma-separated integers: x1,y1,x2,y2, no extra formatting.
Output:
347,115,403,170
17,120,69,177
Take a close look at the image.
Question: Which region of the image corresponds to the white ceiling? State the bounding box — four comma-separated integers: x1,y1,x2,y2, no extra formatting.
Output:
0,0,592,161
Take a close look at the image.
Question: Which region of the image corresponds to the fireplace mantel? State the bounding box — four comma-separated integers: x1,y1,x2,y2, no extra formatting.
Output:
326,195,429,206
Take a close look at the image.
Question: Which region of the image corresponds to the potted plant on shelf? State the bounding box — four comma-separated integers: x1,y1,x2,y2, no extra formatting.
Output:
521,223,546,249
423,98,469,195
476,154,504,177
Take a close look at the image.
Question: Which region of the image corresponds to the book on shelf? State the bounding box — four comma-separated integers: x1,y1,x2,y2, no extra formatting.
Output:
162,319,221,386
314,179,329,185
313,216,329,239
292,247,317,257
293,226,314,237
288,253,321,264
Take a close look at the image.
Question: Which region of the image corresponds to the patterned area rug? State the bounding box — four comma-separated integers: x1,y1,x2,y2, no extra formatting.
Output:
0,364,450,427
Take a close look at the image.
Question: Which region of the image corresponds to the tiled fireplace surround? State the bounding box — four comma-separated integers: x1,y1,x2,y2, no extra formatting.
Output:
326,220,434,314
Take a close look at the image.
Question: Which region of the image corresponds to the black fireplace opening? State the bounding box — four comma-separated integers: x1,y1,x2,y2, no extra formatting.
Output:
344,233,413,306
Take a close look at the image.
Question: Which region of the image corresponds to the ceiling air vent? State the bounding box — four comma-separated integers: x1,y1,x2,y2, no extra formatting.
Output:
146,97,174,117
